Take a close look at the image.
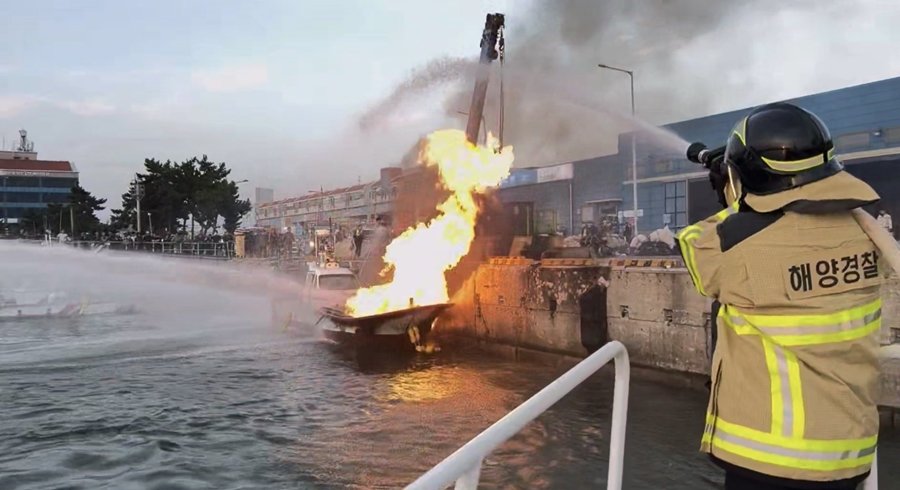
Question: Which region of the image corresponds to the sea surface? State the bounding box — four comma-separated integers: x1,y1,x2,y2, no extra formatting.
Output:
1,311,898,489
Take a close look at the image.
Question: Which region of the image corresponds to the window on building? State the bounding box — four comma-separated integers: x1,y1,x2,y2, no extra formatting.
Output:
41,177,77,188
535,209,557,234
883,127,900,144
5,207,28,218
6,192,41,203
329,196,335,208
834,132,870,151
6,177,40,187
42,193,71,203
664,181,687,230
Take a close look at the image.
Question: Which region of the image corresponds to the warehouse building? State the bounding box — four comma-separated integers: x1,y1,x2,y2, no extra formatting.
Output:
258,76,900,242
497,76,900,237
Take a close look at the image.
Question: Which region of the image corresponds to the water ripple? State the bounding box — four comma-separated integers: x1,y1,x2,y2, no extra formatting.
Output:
1,314,898,489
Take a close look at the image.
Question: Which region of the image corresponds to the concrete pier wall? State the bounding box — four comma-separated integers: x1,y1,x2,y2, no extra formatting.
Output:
440,261,900,408
606,268,709,375
441,259,610,357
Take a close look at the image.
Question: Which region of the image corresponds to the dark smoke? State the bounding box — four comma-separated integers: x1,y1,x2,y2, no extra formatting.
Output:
441,0,761,166
358,0,892,167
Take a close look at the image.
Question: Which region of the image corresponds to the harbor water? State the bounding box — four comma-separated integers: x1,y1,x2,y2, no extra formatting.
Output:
2,308,899,489
1,244,898,489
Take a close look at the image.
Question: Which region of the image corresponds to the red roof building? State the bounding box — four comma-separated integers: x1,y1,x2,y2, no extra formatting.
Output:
0,157,80,224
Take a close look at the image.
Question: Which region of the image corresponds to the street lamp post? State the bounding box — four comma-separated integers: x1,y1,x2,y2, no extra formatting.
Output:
134,174,142,235
597,63,638,236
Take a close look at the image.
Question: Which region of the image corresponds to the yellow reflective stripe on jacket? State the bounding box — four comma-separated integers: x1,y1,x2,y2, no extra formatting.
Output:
676,201,738,297
762,340,805,438
718,300,881,447
704,415,876,471
714,201,740,221
722,299,882,346
677,225,705,295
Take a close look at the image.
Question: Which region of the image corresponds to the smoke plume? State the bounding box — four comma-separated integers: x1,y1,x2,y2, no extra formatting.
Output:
358,0,900,167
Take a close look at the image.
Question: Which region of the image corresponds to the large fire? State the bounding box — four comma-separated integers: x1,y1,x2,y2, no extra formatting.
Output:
345,129,514,317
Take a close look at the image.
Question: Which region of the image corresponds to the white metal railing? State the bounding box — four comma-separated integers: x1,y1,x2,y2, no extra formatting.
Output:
864,452,878,490
406,339,880,490
406,340,630,490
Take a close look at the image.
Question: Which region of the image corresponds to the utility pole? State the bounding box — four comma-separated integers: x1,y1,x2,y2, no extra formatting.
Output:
135,174,142,235
597,63,638,235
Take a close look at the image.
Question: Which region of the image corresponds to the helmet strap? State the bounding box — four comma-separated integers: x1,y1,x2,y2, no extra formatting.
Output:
725,166,742,207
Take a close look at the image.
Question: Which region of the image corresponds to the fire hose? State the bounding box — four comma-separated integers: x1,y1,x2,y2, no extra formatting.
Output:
686,142,900,276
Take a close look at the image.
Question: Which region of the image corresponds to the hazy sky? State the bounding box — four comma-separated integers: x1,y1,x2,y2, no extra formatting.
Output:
0,0,518,215
2,0,899,218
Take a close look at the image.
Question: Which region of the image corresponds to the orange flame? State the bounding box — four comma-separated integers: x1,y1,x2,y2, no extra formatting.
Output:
345,129,514,316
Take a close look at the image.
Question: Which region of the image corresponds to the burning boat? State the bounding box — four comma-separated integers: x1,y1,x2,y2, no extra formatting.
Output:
318,302,452,351
313,127,513,350
271,261,360,332
280,13,510,354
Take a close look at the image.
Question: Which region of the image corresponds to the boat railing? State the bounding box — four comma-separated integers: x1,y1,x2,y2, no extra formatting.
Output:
405,339,879,490
406,340,630,490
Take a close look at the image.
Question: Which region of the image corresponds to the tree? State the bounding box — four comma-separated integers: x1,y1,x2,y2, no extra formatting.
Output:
69,184,106,235
110,155,250,236
19,209,46,236
220,181,252,234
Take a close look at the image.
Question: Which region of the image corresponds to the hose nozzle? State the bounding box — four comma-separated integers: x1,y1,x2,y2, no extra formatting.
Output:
686,141,725,169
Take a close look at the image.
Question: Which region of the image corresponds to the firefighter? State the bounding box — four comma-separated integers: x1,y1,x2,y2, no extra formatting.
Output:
676,102,882,490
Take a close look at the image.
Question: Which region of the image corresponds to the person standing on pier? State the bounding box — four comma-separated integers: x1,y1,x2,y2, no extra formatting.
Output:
676,103,883,490
353,224,364,258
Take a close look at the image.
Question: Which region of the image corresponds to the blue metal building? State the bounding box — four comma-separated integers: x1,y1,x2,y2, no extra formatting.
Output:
0,156,79,225
497,76,900,237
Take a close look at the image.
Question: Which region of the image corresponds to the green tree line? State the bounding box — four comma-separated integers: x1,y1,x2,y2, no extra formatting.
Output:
110,155,251,236
10,155,250,238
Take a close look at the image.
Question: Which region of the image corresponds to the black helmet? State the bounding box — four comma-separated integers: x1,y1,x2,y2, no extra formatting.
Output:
724,102,844,195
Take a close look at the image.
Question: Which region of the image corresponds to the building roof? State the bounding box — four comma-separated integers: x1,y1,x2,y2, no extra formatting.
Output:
260,182,377,208
0,159,75,172
662,76,900,145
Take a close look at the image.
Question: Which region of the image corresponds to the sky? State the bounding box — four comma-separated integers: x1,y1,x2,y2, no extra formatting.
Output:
2,0,899,220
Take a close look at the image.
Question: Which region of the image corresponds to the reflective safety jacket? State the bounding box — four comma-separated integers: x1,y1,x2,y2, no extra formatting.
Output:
677,201,882,483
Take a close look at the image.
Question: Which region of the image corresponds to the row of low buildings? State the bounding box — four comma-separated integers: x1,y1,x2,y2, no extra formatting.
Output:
256,75,900,239
0,130,79,226
254,168,402,234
